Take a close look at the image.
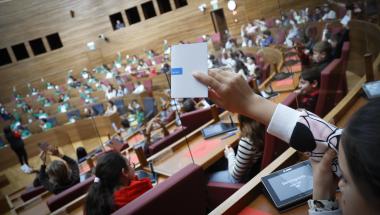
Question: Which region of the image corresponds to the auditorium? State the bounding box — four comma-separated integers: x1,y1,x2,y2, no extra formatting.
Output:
0,0,379,214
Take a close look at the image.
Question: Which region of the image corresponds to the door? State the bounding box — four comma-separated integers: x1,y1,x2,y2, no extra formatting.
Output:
210,9,229,43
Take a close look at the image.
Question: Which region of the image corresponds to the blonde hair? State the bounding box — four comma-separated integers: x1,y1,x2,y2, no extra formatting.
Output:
238,114,265,151
47,160,71,185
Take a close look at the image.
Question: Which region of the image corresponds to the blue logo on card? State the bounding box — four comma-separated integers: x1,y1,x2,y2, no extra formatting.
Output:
171,68,183,75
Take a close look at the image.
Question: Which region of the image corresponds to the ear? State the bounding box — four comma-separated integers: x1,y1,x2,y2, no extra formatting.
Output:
311,80,319,88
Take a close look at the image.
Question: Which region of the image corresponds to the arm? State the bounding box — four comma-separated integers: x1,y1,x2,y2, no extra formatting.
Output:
50,147,80,183
226,138,262,182
156,119,169,136
61,155,80,183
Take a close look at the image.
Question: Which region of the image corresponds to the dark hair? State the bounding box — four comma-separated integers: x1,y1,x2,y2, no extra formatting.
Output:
182,99,196,112
238,115,265,151
121,119,130,129
342,98,380,207
235,60,249,76
108,101,114,106
76,147,88,162
313,41,332,56
301,69,321,87
85,151,129,215
263,30,272,36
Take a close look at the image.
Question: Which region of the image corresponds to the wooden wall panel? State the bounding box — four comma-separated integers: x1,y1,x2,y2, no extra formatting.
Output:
0,0,325,103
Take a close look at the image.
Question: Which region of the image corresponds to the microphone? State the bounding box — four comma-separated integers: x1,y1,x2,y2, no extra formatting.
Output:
149,161,157,184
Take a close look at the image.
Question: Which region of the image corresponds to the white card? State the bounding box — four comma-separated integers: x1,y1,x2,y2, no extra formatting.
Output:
171,43,208,98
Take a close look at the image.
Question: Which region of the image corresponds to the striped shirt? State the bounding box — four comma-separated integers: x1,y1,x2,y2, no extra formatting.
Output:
226,137,262,182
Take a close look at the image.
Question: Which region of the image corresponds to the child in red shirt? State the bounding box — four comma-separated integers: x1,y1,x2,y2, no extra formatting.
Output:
296,69,321,112
85,151,152,215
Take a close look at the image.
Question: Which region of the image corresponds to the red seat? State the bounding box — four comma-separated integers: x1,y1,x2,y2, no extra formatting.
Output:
46,175,95,212
143,79,153,96
335,42,349,104
179,107,214,134
261,92,298,169
147,127,188,156
112,164,207,215
20,185,46,202
125,82,135,92
314,59,343,117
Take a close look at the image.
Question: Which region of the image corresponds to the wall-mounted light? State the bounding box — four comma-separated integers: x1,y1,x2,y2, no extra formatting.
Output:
227,0,237,11
86,41,96,50
210,0,219,10
198,3,207,13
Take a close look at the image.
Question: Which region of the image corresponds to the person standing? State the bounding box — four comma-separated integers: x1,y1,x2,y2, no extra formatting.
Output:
3,126,32,173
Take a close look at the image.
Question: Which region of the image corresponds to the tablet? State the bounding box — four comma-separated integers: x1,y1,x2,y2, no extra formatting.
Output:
201,122,237,139
362,80,380,99
261,160,313,212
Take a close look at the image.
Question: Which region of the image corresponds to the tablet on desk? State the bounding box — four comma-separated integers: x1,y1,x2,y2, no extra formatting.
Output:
201,122,237,139
261,160,313,212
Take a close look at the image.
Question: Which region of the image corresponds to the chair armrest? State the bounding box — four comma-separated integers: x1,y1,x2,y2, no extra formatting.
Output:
206,181,244,210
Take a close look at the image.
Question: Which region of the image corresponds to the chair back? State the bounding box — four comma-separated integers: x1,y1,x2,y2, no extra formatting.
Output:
47,176,95,212
143,97,157,120
113,98,127,115
20,186,46,202
148,127,188,156
261,93,298,169
143,79,153,96
315,59,343,117
335,42,350,104
91,103,105,116
180,107,213,133
112,164,207,215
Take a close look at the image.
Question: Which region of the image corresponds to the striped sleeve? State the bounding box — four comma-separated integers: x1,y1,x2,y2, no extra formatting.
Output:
227,137,262,182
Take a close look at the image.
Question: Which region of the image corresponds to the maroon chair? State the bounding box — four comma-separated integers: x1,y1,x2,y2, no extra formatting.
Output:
46,175,95,212
179,107,213,134
314,59,343,117
20,186,46,202
335,42,349,104
154,56,163,65
147,127,188,156
145,59,153,67
261,92,298,170
143,79,153,96
206,182,244,211
125,82,135,92
112,164,207,215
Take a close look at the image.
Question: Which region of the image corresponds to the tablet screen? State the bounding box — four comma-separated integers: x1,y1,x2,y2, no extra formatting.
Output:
267,164,313,201
261,160,313,210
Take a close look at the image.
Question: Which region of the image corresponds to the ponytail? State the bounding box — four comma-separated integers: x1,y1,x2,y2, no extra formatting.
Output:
85,151,128,215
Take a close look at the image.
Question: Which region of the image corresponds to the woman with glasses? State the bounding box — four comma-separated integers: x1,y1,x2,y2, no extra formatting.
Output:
85,151,152,215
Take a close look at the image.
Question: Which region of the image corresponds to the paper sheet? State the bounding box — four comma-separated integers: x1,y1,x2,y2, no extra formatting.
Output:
171,43,208,98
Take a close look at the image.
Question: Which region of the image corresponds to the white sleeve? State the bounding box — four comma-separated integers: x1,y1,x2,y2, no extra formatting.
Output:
267,104,301,143
308,210,342,215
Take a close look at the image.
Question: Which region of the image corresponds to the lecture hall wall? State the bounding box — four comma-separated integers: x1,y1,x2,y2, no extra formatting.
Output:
0,0,324,103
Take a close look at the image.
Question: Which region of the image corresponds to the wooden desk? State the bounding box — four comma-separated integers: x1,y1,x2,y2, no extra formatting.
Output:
210,77,368,215
148,91,291,177
147,112,237,176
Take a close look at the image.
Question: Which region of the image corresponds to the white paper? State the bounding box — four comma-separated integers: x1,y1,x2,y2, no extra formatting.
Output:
171,43,208,98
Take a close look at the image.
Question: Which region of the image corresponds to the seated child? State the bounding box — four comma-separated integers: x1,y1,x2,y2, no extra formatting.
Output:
85,151,152,214
296,69,321,112
208,114,264,183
